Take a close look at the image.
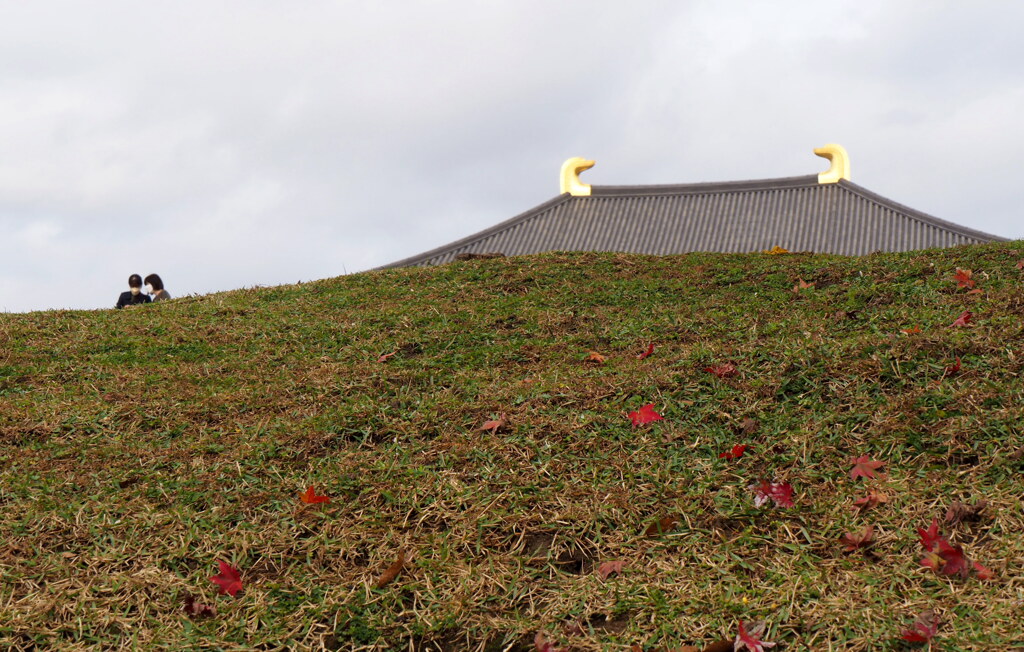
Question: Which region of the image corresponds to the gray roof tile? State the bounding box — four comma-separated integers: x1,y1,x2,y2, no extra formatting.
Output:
382,175,1008,268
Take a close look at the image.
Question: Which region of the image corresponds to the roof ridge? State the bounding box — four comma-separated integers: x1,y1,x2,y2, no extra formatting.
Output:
592,175,821,196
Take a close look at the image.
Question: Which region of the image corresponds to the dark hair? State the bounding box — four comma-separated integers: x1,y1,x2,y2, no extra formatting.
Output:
128,274,143,288
144,274,164,291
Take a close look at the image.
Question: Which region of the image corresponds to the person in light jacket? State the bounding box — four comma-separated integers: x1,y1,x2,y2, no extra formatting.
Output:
116,274,152,308
144,273,172,302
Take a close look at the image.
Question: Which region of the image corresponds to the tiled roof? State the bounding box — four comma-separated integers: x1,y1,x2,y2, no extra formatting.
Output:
381,174,1007,268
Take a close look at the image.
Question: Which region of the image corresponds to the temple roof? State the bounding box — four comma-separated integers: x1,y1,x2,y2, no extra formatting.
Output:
381,150,1007,268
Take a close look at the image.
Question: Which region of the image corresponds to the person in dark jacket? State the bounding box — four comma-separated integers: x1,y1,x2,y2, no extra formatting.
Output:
116,274,152,308
144,273,172,301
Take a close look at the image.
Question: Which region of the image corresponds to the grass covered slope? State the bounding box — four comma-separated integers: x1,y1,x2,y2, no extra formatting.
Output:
2,243,1023,650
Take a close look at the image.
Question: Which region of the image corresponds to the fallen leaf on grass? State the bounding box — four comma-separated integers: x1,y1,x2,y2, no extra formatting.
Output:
704,362,738,378
719,444,748,460
479,413,507,434
763,245,789,255
791,278,814,293
916,520,991,579
1017,259,1024,270
300,486,330,504
851,491,888,513
596,560,625,580
375,549,409,589
950,310,972,327
735,620,776,651
210,561,243,597
945,499,988,525
840,524,874,552
941,357,962,378
584,351,606,365
644,515,679,537
901,609,938,643
637,342,655,360
849,455,885,480
534,632,561,652
183,594,216,619
751,481,794,508
952,268,975,289
900,325,921,335
917,518,942,551
629,403,663,427
377,351,397,363
966,288,983,295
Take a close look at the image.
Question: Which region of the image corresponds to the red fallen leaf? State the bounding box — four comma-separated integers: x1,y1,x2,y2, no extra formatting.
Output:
901,325,922,335
210,561,243,597
637,342,655,360
374,549,409,589
917,518,942,552
791,277,815,293
182,594,216,619
949,310,972,327
628,403,663,427
920,538,969,577
735,620,776,651
1017,259,1024,270
719,444,749,460
534,632,561,652
966,288,983,295
377,351,397,363
584,351,606,364
942,357,962,378
840,524,874,552
751,480,794,508
972,561,994,580
849,454,885,480
300,486,330,504
901,610,938,643
851,491,888,513
479,413,507,434
704,362,738,378
596,560,625,580
644,515,680,537
952,268,975,289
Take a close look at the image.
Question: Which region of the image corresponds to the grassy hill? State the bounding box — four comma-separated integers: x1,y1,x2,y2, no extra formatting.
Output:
2,243,1023,651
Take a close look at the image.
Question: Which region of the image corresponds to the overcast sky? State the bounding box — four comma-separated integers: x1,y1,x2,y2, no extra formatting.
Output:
2,1,1022,313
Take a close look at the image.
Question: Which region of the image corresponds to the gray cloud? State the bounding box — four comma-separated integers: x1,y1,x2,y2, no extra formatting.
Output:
1,1,1021,313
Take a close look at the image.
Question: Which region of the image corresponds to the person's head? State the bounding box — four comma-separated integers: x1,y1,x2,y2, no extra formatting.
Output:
128,273,143,296
144,273,164,294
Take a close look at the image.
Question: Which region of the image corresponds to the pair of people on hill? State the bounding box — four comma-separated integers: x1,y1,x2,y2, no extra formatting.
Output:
115,273,171,308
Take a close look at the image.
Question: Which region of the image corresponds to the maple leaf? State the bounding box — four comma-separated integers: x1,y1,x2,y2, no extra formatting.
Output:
719,444,749,460
374,549,409,589
949,310,972,327
637,342,655,360
210,561,243,597
972,561,994,580
920,538,969,577
534,632,561,652
300,486,330,504
840,524,874,552
900,610,938,643
849,455,885,480
942,357,962,378
377,351,397,363
584,351,606,365
644,515,680,537
901,325,922,335
704,362,738,378
791,277,815,293
479,413,507,434
182,594,216,619
952,267,975,289
851,491,888,514
735,620,776,651
917,518,942,552
763,245,789,255
628,403,663,427
596,560,625,580
945,499,988,525
751,481,794,508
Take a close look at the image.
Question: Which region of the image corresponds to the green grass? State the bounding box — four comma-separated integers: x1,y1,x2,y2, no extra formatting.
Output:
2,244,1023,650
